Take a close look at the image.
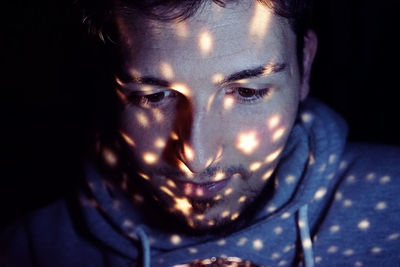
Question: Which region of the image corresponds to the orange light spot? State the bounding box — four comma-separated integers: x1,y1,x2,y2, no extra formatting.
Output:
272,127,286,142
214,194,222,201
249,2,272,40
265,147,283,163
206,93,216,112
196,214,205,220
170,131,179,140
159,62,174,80
136,112,149,127
224,188,233,196
143,152,158,164
238,195,247,203
262,168,274,181
160,186,175,197
268,115,281,129
231,212,240,220
178,160,194,178
221,210,230,218
174,21,188,38
103,148,117,166
198,30,213,55
171,83,191,97
249,161,262,171
236,131,259,154
224,96,235,110
120,131,135,146
183,143,195,161
170,234,181,245
115,88,127,102
208,220,215,226
213,171,226,181
151,109,164,123
211,73,225,84
166,179,176,188
173,197,192,216
154,138,166,149
138,172,150,180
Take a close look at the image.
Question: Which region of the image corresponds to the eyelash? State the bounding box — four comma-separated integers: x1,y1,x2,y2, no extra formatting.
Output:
127,90,179,108
226,87,272,104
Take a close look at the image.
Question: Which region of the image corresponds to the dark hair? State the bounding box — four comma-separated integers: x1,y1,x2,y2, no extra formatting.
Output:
77,0,313,70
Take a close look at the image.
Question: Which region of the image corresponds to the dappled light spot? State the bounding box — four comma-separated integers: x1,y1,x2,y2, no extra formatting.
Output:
318,163,326,172
249,161,262,171
343,249,354,256
136,112,149,127
343,199,352,207
154,138,166,149
354,261,363,267
329,154,337,164
166,179,176,188
387,232,399,241
265,147,283,163
268,115,281,130
151,108,164,123
211,73,225,84
224,187,233,196
188,247,198,254
122,219,134,229
115,76,124,86
308,152,315,166
173,21,188,38
370,247,382,254
138,172,150,181
159,61,174,80
315,257,322,264
266,204,277,212
178,160,194,178
335,191,343,201
173,197,192,216
253,239,263,250
326,172,335,180
160,186,175,197
195,214,204,221
171,83,191,96
231,212,240,220
236,131,259,154
183,143,195,161
365,172,376,182
170,131,179,140
170,234,181,245
301,112,313,123
237,237,247,246
214,194,222,201
272,127,286,142
213,171,225,181
262,169,274,181
330,225,340,233
346,175,356,184
103,148,118,166
271,252,280,260
132,194,144,203
339,160,347,170
112,200,121,211
285,175,295,184
238,195,247,203
302,238,312,249
298,219,305,229
115,88,128,103
375,201,387,210
217,239,226,246
223,96,235,110
358,219,370,230
327,246,338,254
143,152,158,164
208,220,215,226
198,30,213,55
313,187,327,200
379,175,391,184
281,212,290,219
274,226,283,235
206,93,216,112
249,2,272,41
278,260,287,266
120,131,135,146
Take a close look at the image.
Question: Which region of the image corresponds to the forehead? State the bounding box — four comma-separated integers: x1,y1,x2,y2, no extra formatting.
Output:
114,2,294,76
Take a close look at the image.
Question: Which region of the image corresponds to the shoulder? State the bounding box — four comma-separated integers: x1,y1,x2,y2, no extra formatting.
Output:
312,143,400,265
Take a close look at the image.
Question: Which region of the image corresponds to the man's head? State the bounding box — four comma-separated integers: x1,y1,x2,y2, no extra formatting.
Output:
82,0,317,230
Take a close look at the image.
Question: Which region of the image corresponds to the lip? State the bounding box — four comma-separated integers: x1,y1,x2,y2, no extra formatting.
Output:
174,178,231,199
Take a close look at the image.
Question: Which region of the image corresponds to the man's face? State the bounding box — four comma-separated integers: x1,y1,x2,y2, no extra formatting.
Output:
113,2,310,229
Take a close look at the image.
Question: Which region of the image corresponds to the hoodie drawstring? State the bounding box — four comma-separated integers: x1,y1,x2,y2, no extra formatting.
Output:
298,205,314,267
134,227,150,267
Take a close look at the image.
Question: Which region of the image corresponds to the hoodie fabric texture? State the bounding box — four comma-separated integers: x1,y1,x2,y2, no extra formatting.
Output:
1,98,400,266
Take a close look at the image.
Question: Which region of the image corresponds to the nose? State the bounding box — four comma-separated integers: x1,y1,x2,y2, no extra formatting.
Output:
175,99,220,173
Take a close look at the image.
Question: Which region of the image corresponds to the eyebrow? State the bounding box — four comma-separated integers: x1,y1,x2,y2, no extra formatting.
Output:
220,62,287,85
119,62,286,88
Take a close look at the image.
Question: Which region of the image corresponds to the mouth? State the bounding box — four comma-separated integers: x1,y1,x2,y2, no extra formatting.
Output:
174,178,231,200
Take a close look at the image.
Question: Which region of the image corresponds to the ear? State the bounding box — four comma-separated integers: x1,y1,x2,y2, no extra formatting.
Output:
299,30,318,101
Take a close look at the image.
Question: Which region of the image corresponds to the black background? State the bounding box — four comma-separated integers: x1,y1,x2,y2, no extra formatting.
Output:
2,1,399,227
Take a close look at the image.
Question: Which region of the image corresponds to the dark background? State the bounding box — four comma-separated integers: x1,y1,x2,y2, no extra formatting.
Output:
2,1,399,228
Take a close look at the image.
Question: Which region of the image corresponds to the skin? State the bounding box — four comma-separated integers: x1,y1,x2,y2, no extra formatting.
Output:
112,1,317,230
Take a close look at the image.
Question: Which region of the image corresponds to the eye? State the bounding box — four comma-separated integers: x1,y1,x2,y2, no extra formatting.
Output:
128,90,178,108
227,87,271,104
